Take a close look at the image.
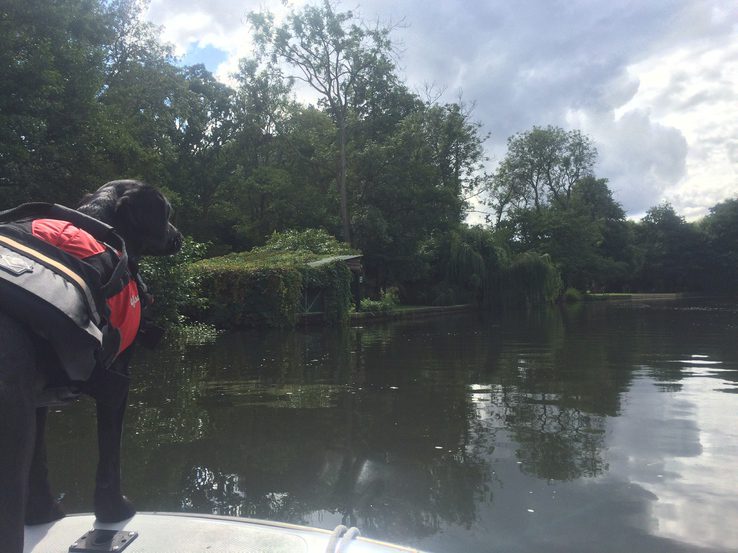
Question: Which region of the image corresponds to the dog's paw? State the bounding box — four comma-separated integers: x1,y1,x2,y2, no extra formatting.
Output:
94,492,136,523
25,496,65,525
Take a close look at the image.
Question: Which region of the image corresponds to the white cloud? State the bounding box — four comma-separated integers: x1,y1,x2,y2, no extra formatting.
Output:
570,108,688,217
145,0,310,84
616,38,738,219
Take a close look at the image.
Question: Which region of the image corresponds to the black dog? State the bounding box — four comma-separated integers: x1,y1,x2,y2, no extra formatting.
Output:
0,180,182,553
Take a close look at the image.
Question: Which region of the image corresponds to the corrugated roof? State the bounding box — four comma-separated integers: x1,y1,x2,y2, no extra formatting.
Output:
306,254,362,267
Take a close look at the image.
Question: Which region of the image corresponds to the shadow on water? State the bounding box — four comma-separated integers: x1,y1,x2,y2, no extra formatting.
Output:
45,298,738,552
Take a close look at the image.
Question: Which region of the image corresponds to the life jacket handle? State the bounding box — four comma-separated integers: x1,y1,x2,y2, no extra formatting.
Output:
0,202,129,299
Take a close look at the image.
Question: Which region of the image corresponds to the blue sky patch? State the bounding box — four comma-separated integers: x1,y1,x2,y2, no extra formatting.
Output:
180,44,228,71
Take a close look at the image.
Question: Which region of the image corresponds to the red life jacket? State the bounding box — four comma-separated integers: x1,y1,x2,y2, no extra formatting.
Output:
31,219,141,355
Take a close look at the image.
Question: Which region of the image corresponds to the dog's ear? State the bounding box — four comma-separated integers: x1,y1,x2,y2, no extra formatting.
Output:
115,194,136,226
115,189,158,229
112,191,149,254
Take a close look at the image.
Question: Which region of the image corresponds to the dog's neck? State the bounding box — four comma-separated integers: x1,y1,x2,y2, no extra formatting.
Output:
77,190,118,226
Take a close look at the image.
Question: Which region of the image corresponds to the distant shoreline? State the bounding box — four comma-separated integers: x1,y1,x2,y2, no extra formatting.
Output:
298,304,474,325
584,293,683,301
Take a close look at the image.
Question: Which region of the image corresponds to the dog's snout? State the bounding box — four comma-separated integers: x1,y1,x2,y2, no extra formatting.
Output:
168,228,183,253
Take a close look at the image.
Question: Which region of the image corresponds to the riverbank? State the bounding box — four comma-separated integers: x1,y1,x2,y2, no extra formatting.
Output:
584,293,683,301
298,304,474,325
300,293,685,325
352,304,474,323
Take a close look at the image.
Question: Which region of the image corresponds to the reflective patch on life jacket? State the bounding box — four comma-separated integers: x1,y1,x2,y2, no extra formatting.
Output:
32,218,140,355
0,251,34,275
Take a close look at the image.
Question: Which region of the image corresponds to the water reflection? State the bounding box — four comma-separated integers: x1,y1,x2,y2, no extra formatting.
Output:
45,299,738,552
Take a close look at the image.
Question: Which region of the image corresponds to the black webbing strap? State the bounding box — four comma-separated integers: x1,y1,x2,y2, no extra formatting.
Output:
0,202,129,298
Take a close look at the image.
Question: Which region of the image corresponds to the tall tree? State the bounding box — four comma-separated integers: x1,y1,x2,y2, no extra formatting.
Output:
496,174,633,291
634,203,705,292
351,102,487,287
488,125,597,223
230,59,292,169
0,0,109,205
206,62,338,249
701,198,738,292
249,0,396,244
97,0,184,184
571,176,633,290
165,64,235,242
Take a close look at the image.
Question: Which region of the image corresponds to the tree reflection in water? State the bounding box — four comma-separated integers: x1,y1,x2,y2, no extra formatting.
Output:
44,299,738,548
113,307,631,540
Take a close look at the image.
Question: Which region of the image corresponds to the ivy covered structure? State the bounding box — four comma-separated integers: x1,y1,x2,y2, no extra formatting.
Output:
190,230,361,328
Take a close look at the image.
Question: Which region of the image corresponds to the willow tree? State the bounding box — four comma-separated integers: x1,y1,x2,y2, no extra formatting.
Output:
249,1,396,244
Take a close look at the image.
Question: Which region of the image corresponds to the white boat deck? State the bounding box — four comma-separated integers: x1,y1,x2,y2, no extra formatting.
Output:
24,512,425,553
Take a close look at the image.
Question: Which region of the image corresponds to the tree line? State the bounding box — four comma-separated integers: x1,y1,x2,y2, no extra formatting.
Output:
1,0,736,307
489,125,738,294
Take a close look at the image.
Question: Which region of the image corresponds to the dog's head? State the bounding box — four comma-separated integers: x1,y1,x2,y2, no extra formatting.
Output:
78,180,182,258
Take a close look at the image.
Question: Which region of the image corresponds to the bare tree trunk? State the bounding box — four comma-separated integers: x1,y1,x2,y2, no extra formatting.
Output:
338,118,351,245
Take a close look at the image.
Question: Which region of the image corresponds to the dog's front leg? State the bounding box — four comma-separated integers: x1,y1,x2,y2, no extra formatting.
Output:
25,407,66,524
93,381,136,523
84,357,137,523
93,387,136,522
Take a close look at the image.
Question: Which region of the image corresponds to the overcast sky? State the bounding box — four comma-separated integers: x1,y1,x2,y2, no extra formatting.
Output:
144,0,737,220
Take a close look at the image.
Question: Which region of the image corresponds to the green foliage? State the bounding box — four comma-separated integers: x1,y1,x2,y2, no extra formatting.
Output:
216,166,328,250
495,171,634,292
488,125,597,222
633,202,705,292
0,0,109,204
138,237,209,326
193,235,355,327
195,258,304,328
500,252,563,308
208,94,341,249
249,0,398,243
404,225,504,308
563,287,583,303
701,198,738,293
4,0,737,308
305,261,354,324
360,287,400,313
255,228,355,255
352,103,488,290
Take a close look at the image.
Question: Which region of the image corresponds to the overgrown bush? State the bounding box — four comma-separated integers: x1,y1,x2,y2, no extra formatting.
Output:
194,251,302,327
360,287,400,313
563,287,583,303
256,228,356,255
138,237,209,326
192,244,354,328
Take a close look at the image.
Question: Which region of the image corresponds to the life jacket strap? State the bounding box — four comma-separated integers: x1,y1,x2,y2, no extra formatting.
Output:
0,202,130,302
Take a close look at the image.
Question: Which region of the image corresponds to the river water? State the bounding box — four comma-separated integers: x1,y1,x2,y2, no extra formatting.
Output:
46,298,738,553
